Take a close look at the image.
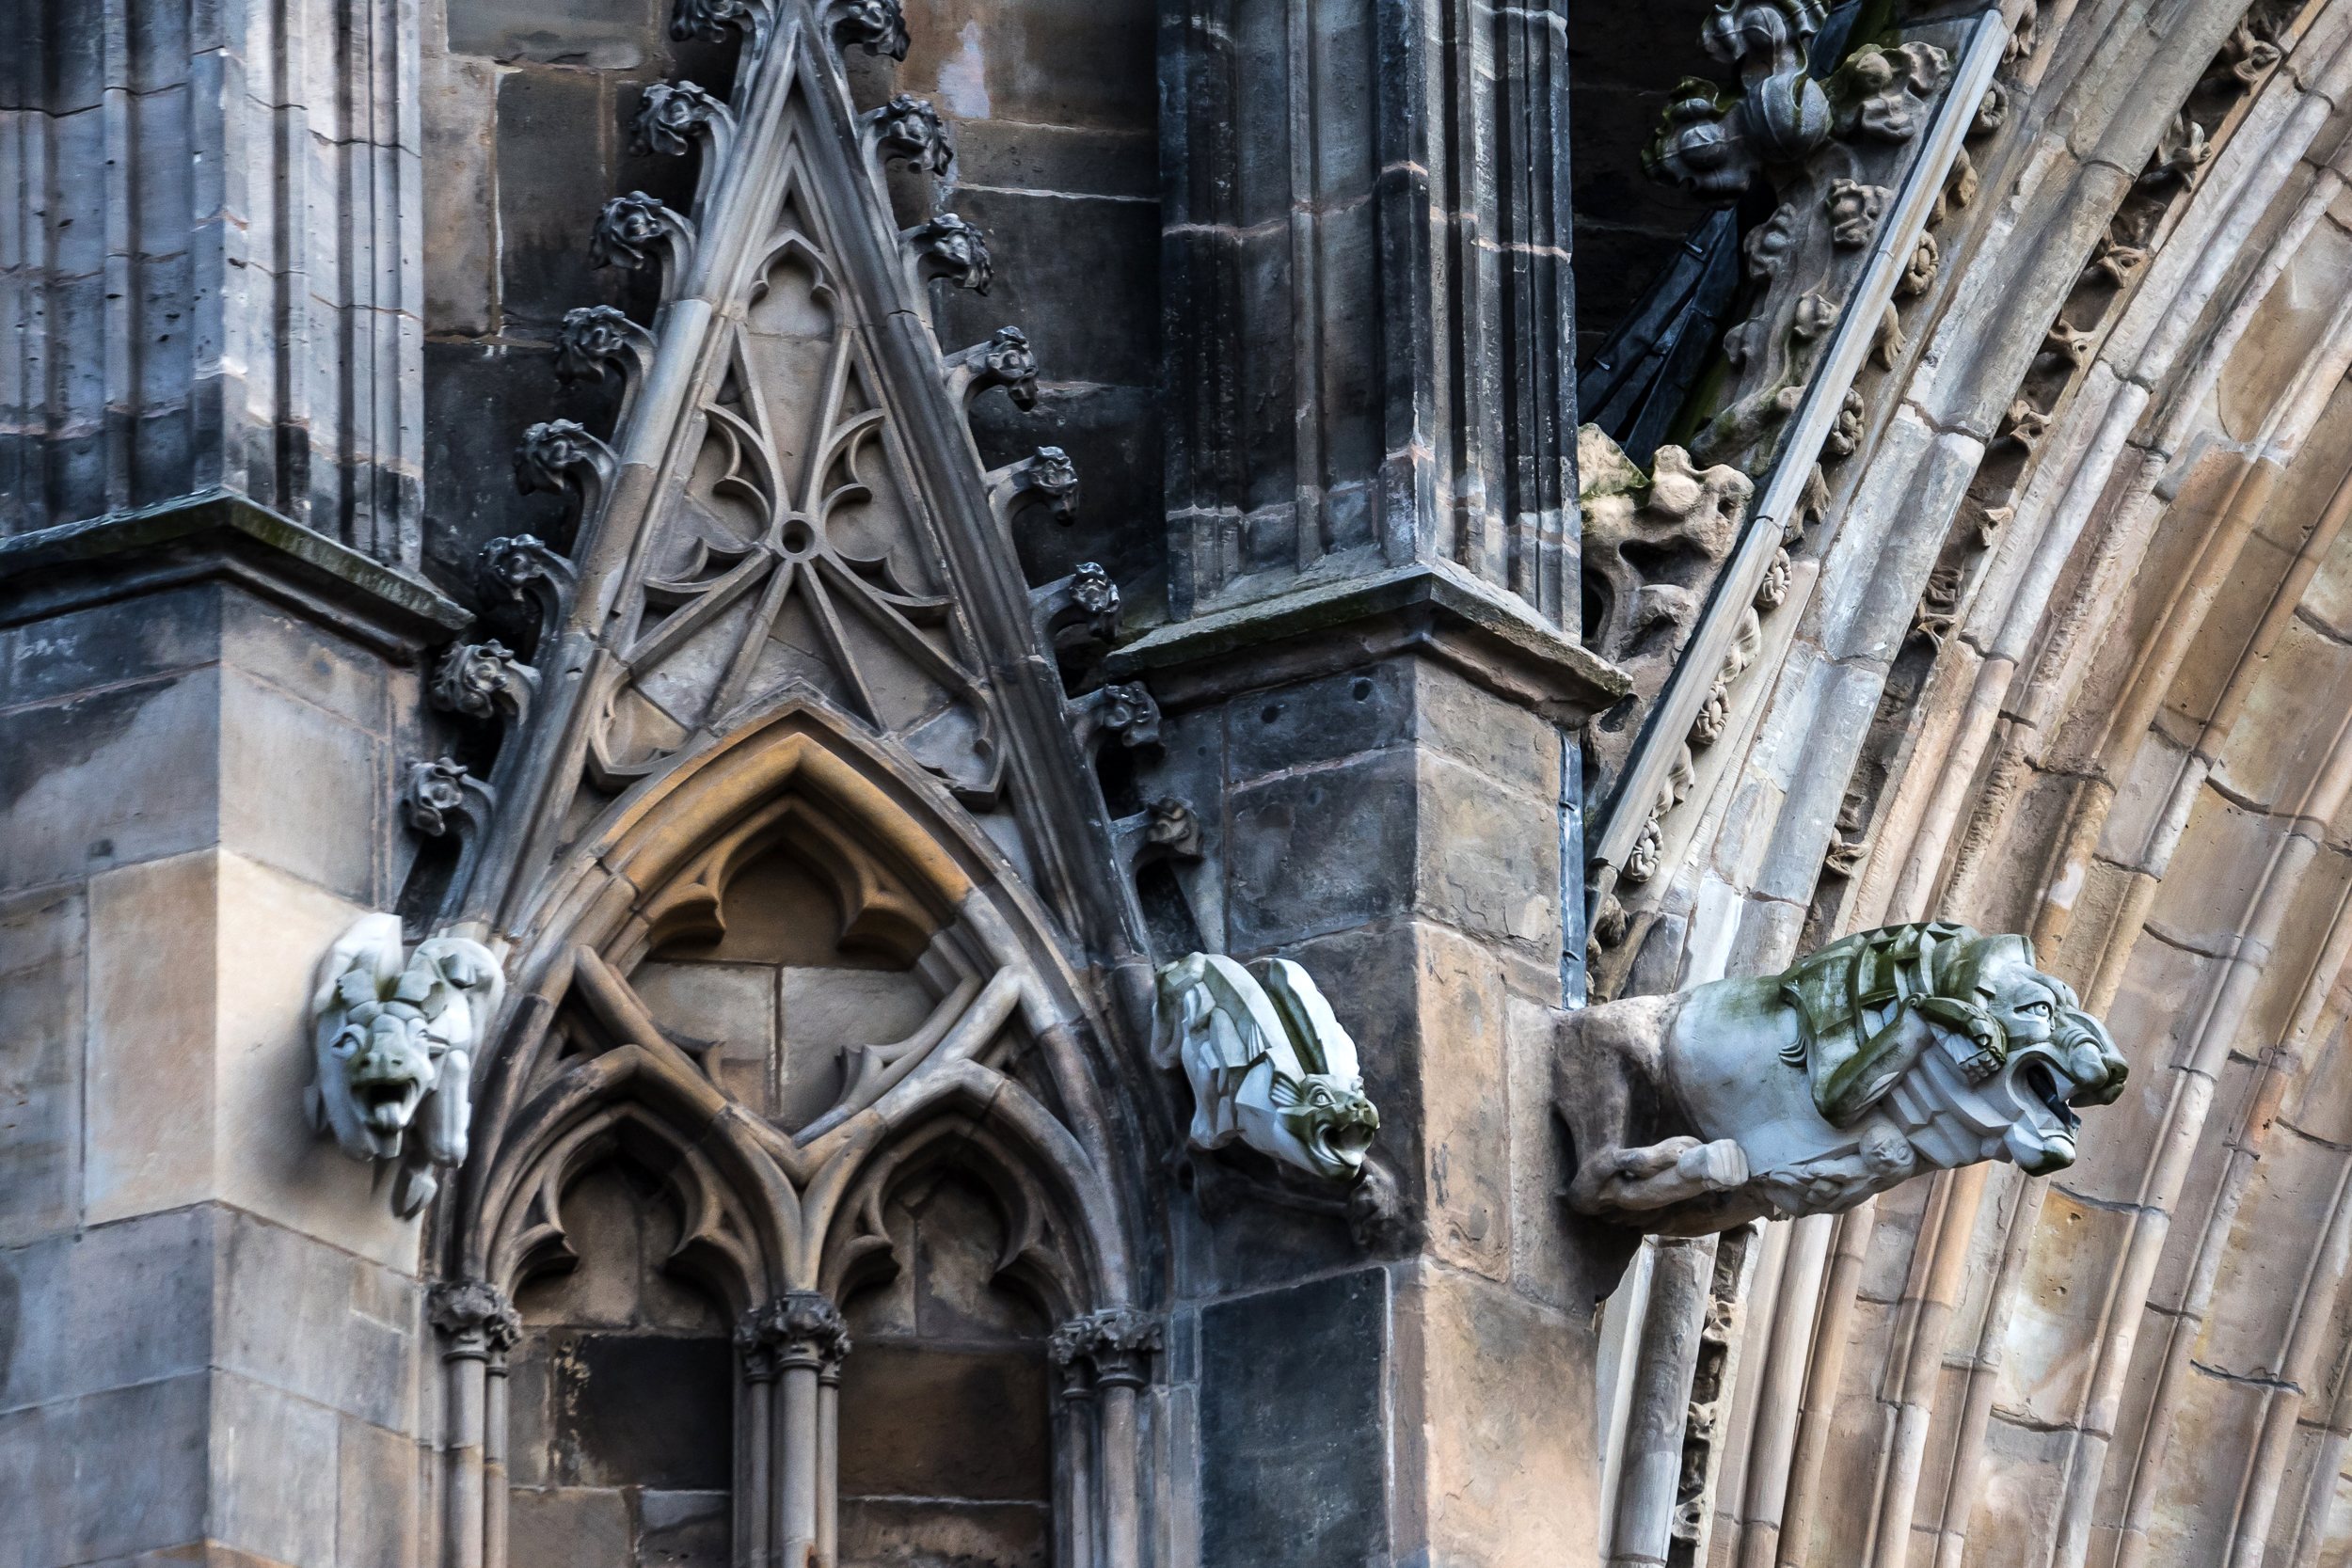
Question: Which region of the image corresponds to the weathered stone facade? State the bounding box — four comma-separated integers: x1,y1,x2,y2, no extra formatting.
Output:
17,0,2352,1565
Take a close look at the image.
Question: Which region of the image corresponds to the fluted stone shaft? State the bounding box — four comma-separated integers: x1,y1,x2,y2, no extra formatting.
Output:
2,0,422,561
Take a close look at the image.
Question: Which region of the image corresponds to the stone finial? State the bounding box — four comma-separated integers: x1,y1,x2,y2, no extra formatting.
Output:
870,95,954,175
830,0,911,59
429,1280,522,1360
631,81,733,159
430,641,536,725
553,306,657,388
478,534,578,653
1553,922,2131,1232
907,213,993,294
1151,954,1380,1183
310,916,507,1217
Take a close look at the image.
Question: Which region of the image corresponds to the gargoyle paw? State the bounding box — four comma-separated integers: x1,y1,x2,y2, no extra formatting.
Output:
1677,1138,1749,1192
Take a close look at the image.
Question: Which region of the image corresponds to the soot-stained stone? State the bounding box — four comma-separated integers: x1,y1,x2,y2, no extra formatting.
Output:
837,1344,1052,1503
1199,1269,1389,1568
421,341,623,599
550,1331,734,1490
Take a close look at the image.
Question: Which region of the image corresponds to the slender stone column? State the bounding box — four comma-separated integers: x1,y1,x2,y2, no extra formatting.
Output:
1064,1309,1160,1568
1047,1323,1101,1568
741,1292,850,1568
817,1351,843,1567
736,1315,783,1568
429,1282,522,1568
485,1342,513,1568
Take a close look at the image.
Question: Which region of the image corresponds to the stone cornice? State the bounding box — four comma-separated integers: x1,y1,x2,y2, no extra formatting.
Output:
1104,562,1630,725
0,490,471,657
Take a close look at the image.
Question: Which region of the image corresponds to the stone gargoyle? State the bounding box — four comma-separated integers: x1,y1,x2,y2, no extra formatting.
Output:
308,913,506,1217
1554,922,2127,1233
1152,953,1379,1182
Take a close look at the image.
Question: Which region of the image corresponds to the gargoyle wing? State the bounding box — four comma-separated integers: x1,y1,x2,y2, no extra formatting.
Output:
1253,958,1359,1083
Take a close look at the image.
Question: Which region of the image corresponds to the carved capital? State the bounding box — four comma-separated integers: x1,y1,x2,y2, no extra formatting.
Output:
905,213,993,294
829,0,911,59
1050,1307,1163,1392
867,94,954,175
430,1280,522,1361
402,757,495,839
945,325,1041,413
553,306,658,390
739,1291,851,1375
631,80,734,160
430,641,537,726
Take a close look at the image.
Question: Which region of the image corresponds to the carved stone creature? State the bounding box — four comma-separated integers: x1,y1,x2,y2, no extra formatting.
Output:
1646,0,1831,202
908,213,993,293
590,191,683,271
552,306,654,387
1553,923,2128,1233
308,914,506,1216
871,95,954,175
631,81,730,158
945,325,1041,411
1153,954,1380,1182
831,0,911,58
1070,681,1162,756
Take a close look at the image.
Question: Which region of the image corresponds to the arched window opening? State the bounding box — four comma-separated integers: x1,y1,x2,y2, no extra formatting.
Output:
505,1161,736,1568
838,1172,1057,1568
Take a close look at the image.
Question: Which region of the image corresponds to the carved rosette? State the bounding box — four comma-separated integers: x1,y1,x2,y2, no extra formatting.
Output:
1048,1307,1162,1397
430,1280,523,1363
739,1291,852,1382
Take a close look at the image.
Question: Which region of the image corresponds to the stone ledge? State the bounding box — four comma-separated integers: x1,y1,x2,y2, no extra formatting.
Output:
1104,563,1629,724
0,491,471,658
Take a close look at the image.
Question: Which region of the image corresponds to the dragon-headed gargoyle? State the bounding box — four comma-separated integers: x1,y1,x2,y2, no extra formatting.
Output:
1554,922,2127,1233
1152,953,1380,1182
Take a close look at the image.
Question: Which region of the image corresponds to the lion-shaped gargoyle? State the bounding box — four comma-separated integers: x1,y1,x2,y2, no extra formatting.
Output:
1152,953,1380,1182
308,913,505,1217
1555,922,2128,1233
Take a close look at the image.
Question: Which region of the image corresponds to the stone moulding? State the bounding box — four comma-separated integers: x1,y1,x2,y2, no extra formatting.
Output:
1590,12,2010,892
0,490,471,657
1104,562,1629,724
1552,921,2128,1234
